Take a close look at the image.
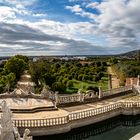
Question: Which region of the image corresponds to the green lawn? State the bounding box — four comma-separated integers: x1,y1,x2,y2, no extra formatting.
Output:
66,76,108,94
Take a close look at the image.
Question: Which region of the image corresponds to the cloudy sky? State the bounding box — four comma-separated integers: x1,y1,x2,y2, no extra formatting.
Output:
0,0,140,56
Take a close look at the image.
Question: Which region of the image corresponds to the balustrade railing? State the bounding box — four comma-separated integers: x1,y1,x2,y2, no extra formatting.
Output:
58,94,81,104
69,102,121,121
101,85,132,97
57,85,132,105
13,101,140,128
13,116,68,127
84,92,98,100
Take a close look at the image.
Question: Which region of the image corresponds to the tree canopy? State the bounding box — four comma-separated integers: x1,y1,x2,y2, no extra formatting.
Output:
4,57,27,79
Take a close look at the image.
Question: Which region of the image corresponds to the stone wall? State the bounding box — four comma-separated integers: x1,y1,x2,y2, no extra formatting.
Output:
15,102,140,136
56,85,132,105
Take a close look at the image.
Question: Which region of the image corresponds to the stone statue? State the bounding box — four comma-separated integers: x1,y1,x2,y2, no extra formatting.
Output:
14,128,32,140
23,129,32,140
0,100,15,140
54,92,59,108
0,100,32,140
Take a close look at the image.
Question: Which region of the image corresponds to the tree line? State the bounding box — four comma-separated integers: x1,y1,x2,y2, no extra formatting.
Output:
0,55,29,93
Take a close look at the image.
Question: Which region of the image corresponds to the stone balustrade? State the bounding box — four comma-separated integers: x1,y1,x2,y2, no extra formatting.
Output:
0,85,134,105
69,103,122,121
58,94,81,104
84,91,98,100
13,101,140,128
14,116,68,128
101,85,132,97
57,85,133,105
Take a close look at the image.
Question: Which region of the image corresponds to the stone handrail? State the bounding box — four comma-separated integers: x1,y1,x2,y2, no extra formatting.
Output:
69,102,122,121
14,116,68,128
84,91,98,99
58,94,81,104
13,101,140,128
57,85,132,105
101,85,132,97
0,85,133,104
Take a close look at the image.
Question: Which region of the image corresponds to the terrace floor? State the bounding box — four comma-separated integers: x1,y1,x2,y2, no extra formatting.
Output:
0,93,136,120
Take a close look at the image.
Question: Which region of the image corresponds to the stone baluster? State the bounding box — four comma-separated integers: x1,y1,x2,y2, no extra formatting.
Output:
137,75,140,87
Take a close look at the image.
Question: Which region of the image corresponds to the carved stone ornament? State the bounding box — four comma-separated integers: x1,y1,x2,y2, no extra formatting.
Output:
0,100,32,140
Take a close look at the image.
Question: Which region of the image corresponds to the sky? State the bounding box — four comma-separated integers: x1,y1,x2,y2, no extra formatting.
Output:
0,0,140,56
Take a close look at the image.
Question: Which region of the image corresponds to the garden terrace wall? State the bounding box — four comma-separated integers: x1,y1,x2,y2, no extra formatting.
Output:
14,101,140,136
57,85,133,106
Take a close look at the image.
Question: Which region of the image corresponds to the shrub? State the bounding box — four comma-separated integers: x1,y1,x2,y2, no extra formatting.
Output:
87,86,99,92
51,82,66,93
68,75,73,80
82,75,89,81
67,80,73,88
94,75,101,82
78,74,83,81
62,78,69,85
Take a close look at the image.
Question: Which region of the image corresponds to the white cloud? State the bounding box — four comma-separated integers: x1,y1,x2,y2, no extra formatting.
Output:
66,5,82,13
0,6,16,21
0,0,140,56
3,0,36,7
93,0,140,48
33,13,47,17
86,2,99,8
65,0,140,51
65,5,97,20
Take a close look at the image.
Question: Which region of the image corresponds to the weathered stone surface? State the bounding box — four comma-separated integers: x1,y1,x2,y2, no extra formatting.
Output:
0,100,32,140
0,100,15,140
130,133,140,140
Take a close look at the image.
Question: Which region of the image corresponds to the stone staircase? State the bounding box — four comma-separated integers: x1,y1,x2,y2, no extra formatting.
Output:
17,71,35,93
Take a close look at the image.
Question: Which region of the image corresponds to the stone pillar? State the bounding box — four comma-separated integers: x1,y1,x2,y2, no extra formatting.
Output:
54,92,58,108
108,74,112,90
98,86,102,99
78,89,84,102
79,92,84,102
137,75,140,87
131,78,134,85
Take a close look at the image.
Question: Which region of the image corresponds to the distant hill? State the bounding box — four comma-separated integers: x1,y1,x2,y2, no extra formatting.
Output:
0,49,140,59
119,49,140,58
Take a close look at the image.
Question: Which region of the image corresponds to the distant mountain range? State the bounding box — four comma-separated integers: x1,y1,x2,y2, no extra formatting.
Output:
119,49,140,58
